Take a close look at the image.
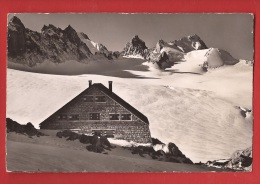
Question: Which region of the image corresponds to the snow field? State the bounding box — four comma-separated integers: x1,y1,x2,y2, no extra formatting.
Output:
7,59,253,162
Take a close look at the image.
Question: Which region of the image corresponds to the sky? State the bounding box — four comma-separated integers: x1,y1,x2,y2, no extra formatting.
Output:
8,13,254,60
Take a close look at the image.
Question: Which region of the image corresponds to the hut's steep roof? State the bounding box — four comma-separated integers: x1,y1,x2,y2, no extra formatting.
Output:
40,83,149,127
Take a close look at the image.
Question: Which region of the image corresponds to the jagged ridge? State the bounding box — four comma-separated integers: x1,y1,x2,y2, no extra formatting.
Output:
172,34,208,53
8,16,114,67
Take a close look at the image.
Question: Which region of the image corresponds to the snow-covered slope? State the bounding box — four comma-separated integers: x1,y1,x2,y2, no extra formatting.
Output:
7,57,145,75
166,48,240,73
7,58,253,163
144,59,253,108
147,35,239,71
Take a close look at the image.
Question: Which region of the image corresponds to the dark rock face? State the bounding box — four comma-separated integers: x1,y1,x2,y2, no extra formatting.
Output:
168,142,186,157
8,16,27,57
165,142,193,164
157,51,170,69
151,137,164,145
7,16,111,67
63,25,81,45
41,24,92,63
122,35,149,58
131,35,147,49
218,49,239,65
6,118,45,137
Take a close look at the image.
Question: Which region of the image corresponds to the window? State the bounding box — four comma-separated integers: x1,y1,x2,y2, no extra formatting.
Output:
84,96,94,102
103,129,116,138
68,114,79,120
58,115,67,120
89,113,100,120
109,114,120,120
95,96,106,102
91,129,115,138
121,114,132,120
92,129,102,136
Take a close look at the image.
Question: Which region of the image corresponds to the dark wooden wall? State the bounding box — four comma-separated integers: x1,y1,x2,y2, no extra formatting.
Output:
40,87,151,143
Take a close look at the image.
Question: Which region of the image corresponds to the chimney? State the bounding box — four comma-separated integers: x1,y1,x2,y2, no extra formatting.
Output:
108,81,113,92
89,80,92,87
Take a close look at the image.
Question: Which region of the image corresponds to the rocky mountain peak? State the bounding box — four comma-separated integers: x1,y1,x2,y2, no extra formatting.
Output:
8,16,25,31
63,25,81,45
173,34,208,53
156,39,167,51
42,24,58,31
132,35,140,41
131,35,147,48
41,24,48,31
41,24,63,38
188,34,200,39
64,25,78,34
8,16,27,57
122,35,148,58
9,16,24,26
64,25,78,37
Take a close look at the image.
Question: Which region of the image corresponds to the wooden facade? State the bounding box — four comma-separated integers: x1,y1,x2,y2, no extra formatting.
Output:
40,81,151,143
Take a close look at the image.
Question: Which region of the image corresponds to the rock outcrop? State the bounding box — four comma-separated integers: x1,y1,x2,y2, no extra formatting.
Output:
127,138,193,164
205,147,252,171
6,118,45,137
153,142,193,164
156,51,170,69
56,130,114,153
147,39,185,69
122,35,149,58
228,147,252,171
